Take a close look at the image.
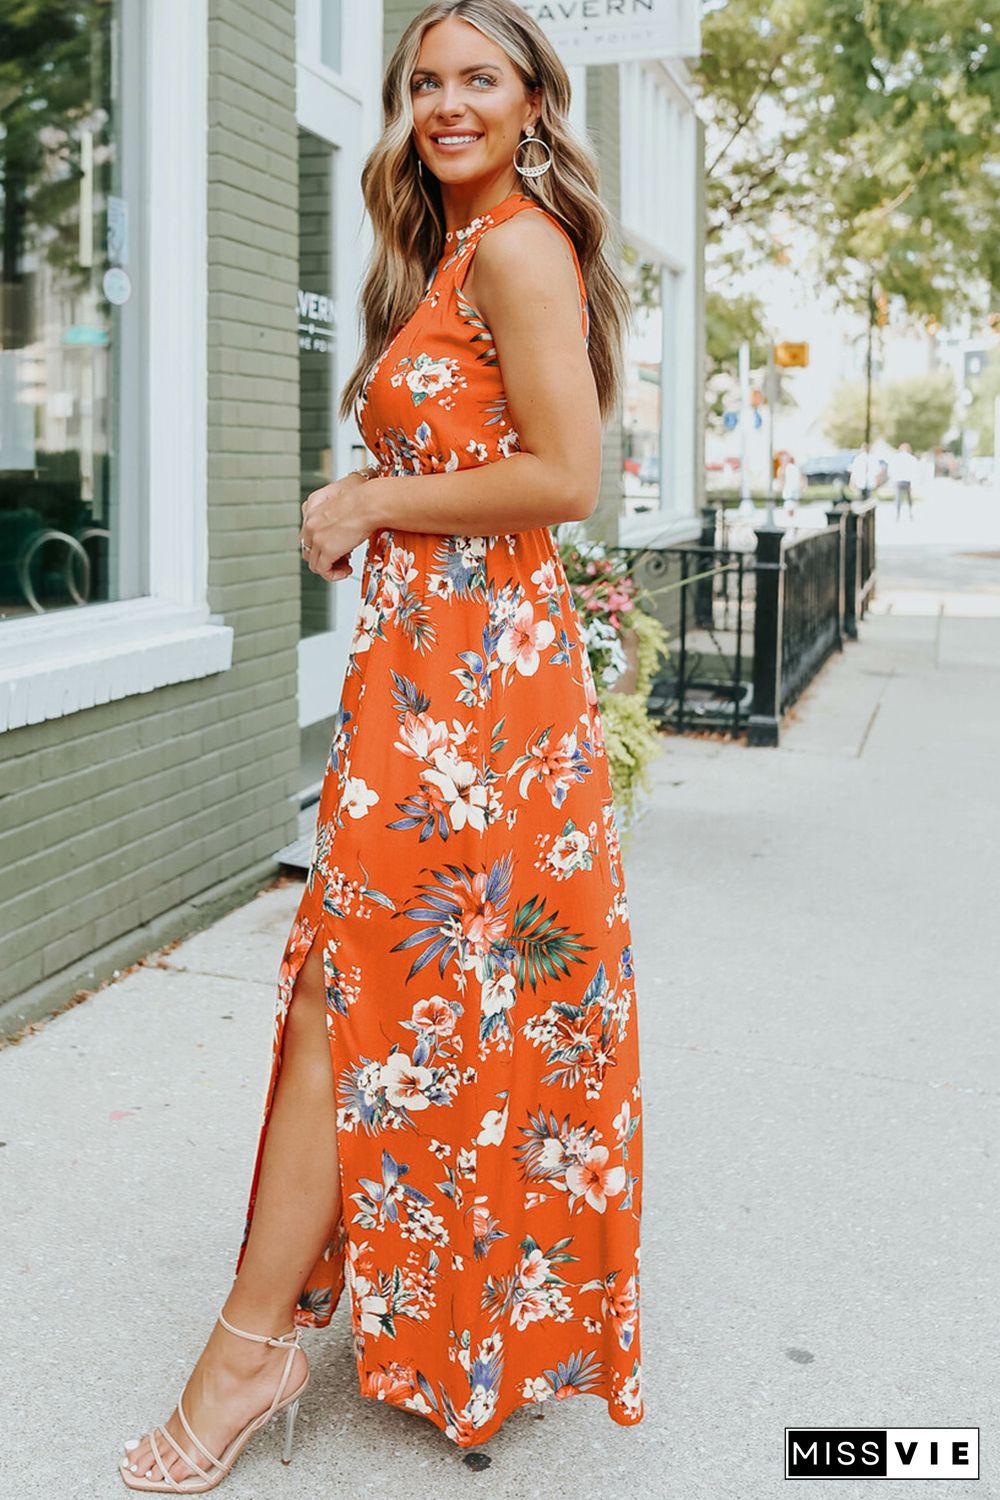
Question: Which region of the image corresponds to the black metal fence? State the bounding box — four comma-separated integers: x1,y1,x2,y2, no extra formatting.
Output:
607,497,878,746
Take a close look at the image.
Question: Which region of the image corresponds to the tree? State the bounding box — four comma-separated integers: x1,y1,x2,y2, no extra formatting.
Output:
823,370,956,450
0,0,113,320
881,371,957,451
967,351,1000,455
695,0,1000,325
823,379,887,449
705,288,767,428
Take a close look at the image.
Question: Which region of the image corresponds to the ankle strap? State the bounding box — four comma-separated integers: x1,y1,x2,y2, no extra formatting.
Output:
218,1309,300,1347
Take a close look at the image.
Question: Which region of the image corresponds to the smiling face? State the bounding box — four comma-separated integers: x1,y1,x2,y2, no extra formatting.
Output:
409,15,539,215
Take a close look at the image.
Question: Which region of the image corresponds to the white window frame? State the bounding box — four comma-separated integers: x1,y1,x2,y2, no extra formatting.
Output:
0,0,231,734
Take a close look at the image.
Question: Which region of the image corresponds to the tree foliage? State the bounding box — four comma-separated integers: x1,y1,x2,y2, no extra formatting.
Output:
967,352,1000,454
823,379,886,449
823,369,956,449
695,0,1000,324
0,1,113,293
881,371,957,449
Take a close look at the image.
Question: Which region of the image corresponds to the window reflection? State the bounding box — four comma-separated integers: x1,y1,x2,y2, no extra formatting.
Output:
298,128,336,638
0,0,130,619
320,1,342,73
622,253,662,516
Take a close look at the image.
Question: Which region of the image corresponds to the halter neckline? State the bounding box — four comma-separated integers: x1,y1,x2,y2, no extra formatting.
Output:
442,191,532,245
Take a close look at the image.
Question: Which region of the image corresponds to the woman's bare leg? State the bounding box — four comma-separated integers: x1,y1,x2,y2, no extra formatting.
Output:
121,938,342,1484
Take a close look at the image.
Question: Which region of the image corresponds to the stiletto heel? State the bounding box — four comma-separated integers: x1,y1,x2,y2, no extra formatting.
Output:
119,1310,310,1492
281,1397,301,1465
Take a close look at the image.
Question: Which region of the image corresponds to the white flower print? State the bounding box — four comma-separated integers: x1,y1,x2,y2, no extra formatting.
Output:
379,1051,434,1111
565,1144,626,1213
480,970,516,1018
517,1248,551,1288
404,351,460,403
476,1099,509,1146
351,600,381,654
531,557,561,600
340,776,380,819
395,709,449,762
422,750,488,833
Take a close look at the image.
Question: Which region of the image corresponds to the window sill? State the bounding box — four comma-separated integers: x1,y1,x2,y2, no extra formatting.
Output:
0,598,234,733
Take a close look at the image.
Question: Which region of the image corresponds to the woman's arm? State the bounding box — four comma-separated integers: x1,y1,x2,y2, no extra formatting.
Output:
300,212,602,576
360,210,602,537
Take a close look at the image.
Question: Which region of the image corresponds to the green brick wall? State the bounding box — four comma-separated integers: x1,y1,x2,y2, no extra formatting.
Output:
0,0,301,1037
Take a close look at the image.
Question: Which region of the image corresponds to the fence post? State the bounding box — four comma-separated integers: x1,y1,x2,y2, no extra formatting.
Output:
694,505,717,627
695,504,717,627
825,501,852,644
748,525,784,747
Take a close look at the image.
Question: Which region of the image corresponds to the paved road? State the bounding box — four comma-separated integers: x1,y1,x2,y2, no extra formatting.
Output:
1,517,998,1498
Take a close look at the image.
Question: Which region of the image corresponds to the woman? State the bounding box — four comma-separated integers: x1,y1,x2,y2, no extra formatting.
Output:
120,1,644,1487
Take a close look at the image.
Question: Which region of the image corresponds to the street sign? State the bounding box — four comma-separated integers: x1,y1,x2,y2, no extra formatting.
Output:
775,341,809,368
517,0,700,63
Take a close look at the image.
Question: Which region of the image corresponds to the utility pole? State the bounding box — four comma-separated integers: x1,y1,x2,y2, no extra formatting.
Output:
765,342,778,527
738,340,752,508
863,275,875,499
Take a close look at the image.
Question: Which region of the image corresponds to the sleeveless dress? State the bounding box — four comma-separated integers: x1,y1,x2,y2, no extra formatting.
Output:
234,189,645,1448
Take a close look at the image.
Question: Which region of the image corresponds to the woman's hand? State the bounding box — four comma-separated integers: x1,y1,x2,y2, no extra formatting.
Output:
299,471,381,581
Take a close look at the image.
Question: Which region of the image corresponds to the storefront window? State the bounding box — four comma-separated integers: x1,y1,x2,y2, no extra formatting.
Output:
0,0,139,620
622,254,663,515
298,127,337,639
320,1,342,73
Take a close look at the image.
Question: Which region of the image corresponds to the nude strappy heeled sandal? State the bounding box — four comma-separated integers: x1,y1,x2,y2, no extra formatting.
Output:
119,1309,310,1493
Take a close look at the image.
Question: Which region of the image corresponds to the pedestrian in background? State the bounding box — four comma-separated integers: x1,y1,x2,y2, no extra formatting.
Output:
849,442,880,499
780,454,802,518
888,441,920,520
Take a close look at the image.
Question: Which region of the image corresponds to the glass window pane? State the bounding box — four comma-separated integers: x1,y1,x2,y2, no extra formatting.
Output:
320,0,342,73
297,127,337,639
622,255,663,515
0,0,137,620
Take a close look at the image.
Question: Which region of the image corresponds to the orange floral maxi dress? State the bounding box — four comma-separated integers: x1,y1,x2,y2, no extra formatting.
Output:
234,189,645,1448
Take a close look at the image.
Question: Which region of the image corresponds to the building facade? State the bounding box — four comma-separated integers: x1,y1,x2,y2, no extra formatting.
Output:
0,0,702,1032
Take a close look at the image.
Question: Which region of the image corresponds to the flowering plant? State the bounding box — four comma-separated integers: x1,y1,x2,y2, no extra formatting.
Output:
561,544,644,687
557,533,670,830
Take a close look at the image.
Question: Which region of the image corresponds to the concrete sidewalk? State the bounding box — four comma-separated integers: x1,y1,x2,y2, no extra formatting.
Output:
1,598,998,1499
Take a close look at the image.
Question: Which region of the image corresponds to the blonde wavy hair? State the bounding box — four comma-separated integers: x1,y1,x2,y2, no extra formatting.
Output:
338,0,631,428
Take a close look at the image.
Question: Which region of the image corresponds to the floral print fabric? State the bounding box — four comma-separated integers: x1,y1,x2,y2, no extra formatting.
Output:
234,190,644,1448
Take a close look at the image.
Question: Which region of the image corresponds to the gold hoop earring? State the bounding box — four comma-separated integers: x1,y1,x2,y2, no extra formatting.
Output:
512,124,552,179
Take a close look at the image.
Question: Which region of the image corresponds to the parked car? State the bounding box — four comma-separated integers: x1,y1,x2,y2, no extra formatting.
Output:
637,455,660,487
801,450,858,486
